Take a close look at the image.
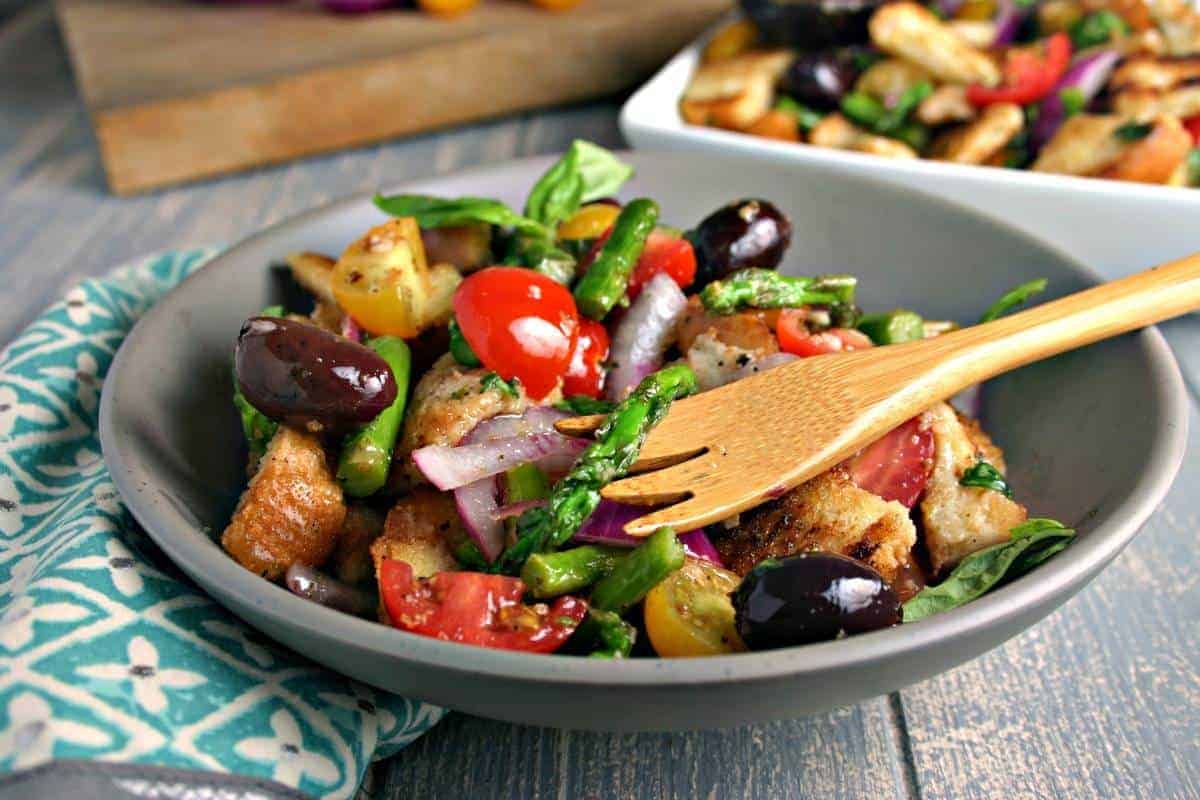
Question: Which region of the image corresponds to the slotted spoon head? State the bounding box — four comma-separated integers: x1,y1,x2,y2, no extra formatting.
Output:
557,340,949,536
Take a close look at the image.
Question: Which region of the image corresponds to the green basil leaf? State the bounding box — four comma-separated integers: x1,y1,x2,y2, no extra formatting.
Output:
1113,121,1154,142
524,141,635,228
373,194,547,237
979,278,1047,323
960,460,1013,498
555,396,617,415
902,519,1075,623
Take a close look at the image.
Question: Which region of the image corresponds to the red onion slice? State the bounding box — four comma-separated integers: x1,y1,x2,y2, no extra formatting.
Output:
455,475,505,562
1029,50,1121,152
413,433,586,491
571,500,726,567
991,0,1026,45
607,273,688,402
461,407,570,444
340,315,363,343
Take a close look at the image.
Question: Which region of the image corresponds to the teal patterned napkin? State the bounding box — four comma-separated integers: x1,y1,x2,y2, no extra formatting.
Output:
0,249,444,799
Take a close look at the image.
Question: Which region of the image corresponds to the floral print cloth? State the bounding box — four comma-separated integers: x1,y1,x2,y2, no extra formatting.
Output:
0,249,444,799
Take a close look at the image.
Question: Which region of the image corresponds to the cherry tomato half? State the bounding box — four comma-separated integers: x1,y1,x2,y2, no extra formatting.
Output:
847,417,934,508
1183,114,1200,145
379,560,587,653
966,33,1071,107
644,559,746,658
453,267,580,400
777,309,874,357
628,231,698,298
562,318,610,399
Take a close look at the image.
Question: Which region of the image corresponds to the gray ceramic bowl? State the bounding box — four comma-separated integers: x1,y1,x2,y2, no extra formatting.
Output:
99,152,1187,731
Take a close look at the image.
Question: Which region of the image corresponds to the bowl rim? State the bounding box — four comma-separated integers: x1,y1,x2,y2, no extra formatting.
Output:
618,13,1200,205
99,151,1189,689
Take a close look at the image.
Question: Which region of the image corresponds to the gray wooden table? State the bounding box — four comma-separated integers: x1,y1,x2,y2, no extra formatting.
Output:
2,5,1197,798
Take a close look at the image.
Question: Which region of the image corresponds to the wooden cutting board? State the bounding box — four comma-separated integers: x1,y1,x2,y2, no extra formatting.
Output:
55,0,728,194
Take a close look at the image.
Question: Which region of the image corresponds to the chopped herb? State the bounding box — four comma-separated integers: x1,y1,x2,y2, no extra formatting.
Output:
1059,87,1086,117
1069,10,1129,50
1113,121,1154,142
555,395,617,415
448,318,481,367
960,460,1013,497
775,96,825,133
979,278,1047,323
481,372,520,398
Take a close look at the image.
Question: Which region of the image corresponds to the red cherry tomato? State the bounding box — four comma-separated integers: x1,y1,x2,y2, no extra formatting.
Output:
453,267,579,400
628,231,698,297
777,309,874,357
379,560,587,653
563,318,610,399
1183,114,1200,144
847,417,934,507
966,33,1071,107
580,229,698,298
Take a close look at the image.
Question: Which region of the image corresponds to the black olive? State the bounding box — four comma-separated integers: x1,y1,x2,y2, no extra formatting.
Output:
733,553,901,650
779,50,862,111
687,199,792,288
740,0,885,49
235,316,396,434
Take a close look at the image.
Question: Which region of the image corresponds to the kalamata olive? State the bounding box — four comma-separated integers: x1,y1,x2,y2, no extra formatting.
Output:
740,0,884,49
235,316,396,434
779,50,861,110
733,553,901,650
688,199,792,288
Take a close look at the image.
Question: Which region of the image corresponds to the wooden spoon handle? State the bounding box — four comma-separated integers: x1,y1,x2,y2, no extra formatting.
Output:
925,252,1200,391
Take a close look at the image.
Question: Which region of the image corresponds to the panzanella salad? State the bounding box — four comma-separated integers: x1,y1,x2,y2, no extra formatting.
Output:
222,141,1073,658
682,0,1200,187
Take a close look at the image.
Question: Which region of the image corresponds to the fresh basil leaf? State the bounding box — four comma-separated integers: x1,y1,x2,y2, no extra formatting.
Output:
555,396,617,415
374,194,546,236
960,460,1013,498
902,519,1075,623
1113,121,1153,142
979,278,1047,323
574,141,636,204
481,372,520,398
524,141,635,228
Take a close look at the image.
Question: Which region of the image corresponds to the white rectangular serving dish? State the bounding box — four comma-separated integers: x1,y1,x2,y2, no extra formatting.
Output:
620,17,1200,277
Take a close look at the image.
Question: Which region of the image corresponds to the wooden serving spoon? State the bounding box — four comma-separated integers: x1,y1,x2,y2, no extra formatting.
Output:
557,253,1200,536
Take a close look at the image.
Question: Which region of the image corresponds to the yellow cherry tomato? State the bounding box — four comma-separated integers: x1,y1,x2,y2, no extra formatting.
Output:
702,20,760,63
955,0,996,20
644,559,747,658
331,217,460,339
557,202,621,241
417,0,479,16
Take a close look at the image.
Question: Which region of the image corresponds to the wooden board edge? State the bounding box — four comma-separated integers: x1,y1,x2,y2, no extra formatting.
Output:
88,6,725,195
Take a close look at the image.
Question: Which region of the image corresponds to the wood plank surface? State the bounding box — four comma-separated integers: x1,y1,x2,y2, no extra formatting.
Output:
1,7,1197,799
54,0,728,194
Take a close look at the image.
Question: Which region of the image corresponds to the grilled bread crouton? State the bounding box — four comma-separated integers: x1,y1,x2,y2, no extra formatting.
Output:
919,403,1026,574
869,2,1001,86
809,113,920,159
931,103,1024,164
676,296,780,390
222,425,346,580
370,488,461,582
397,354,559,482
1032,113,1134,175
680,50,793,131
917,85,977,126
715,465,917,584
